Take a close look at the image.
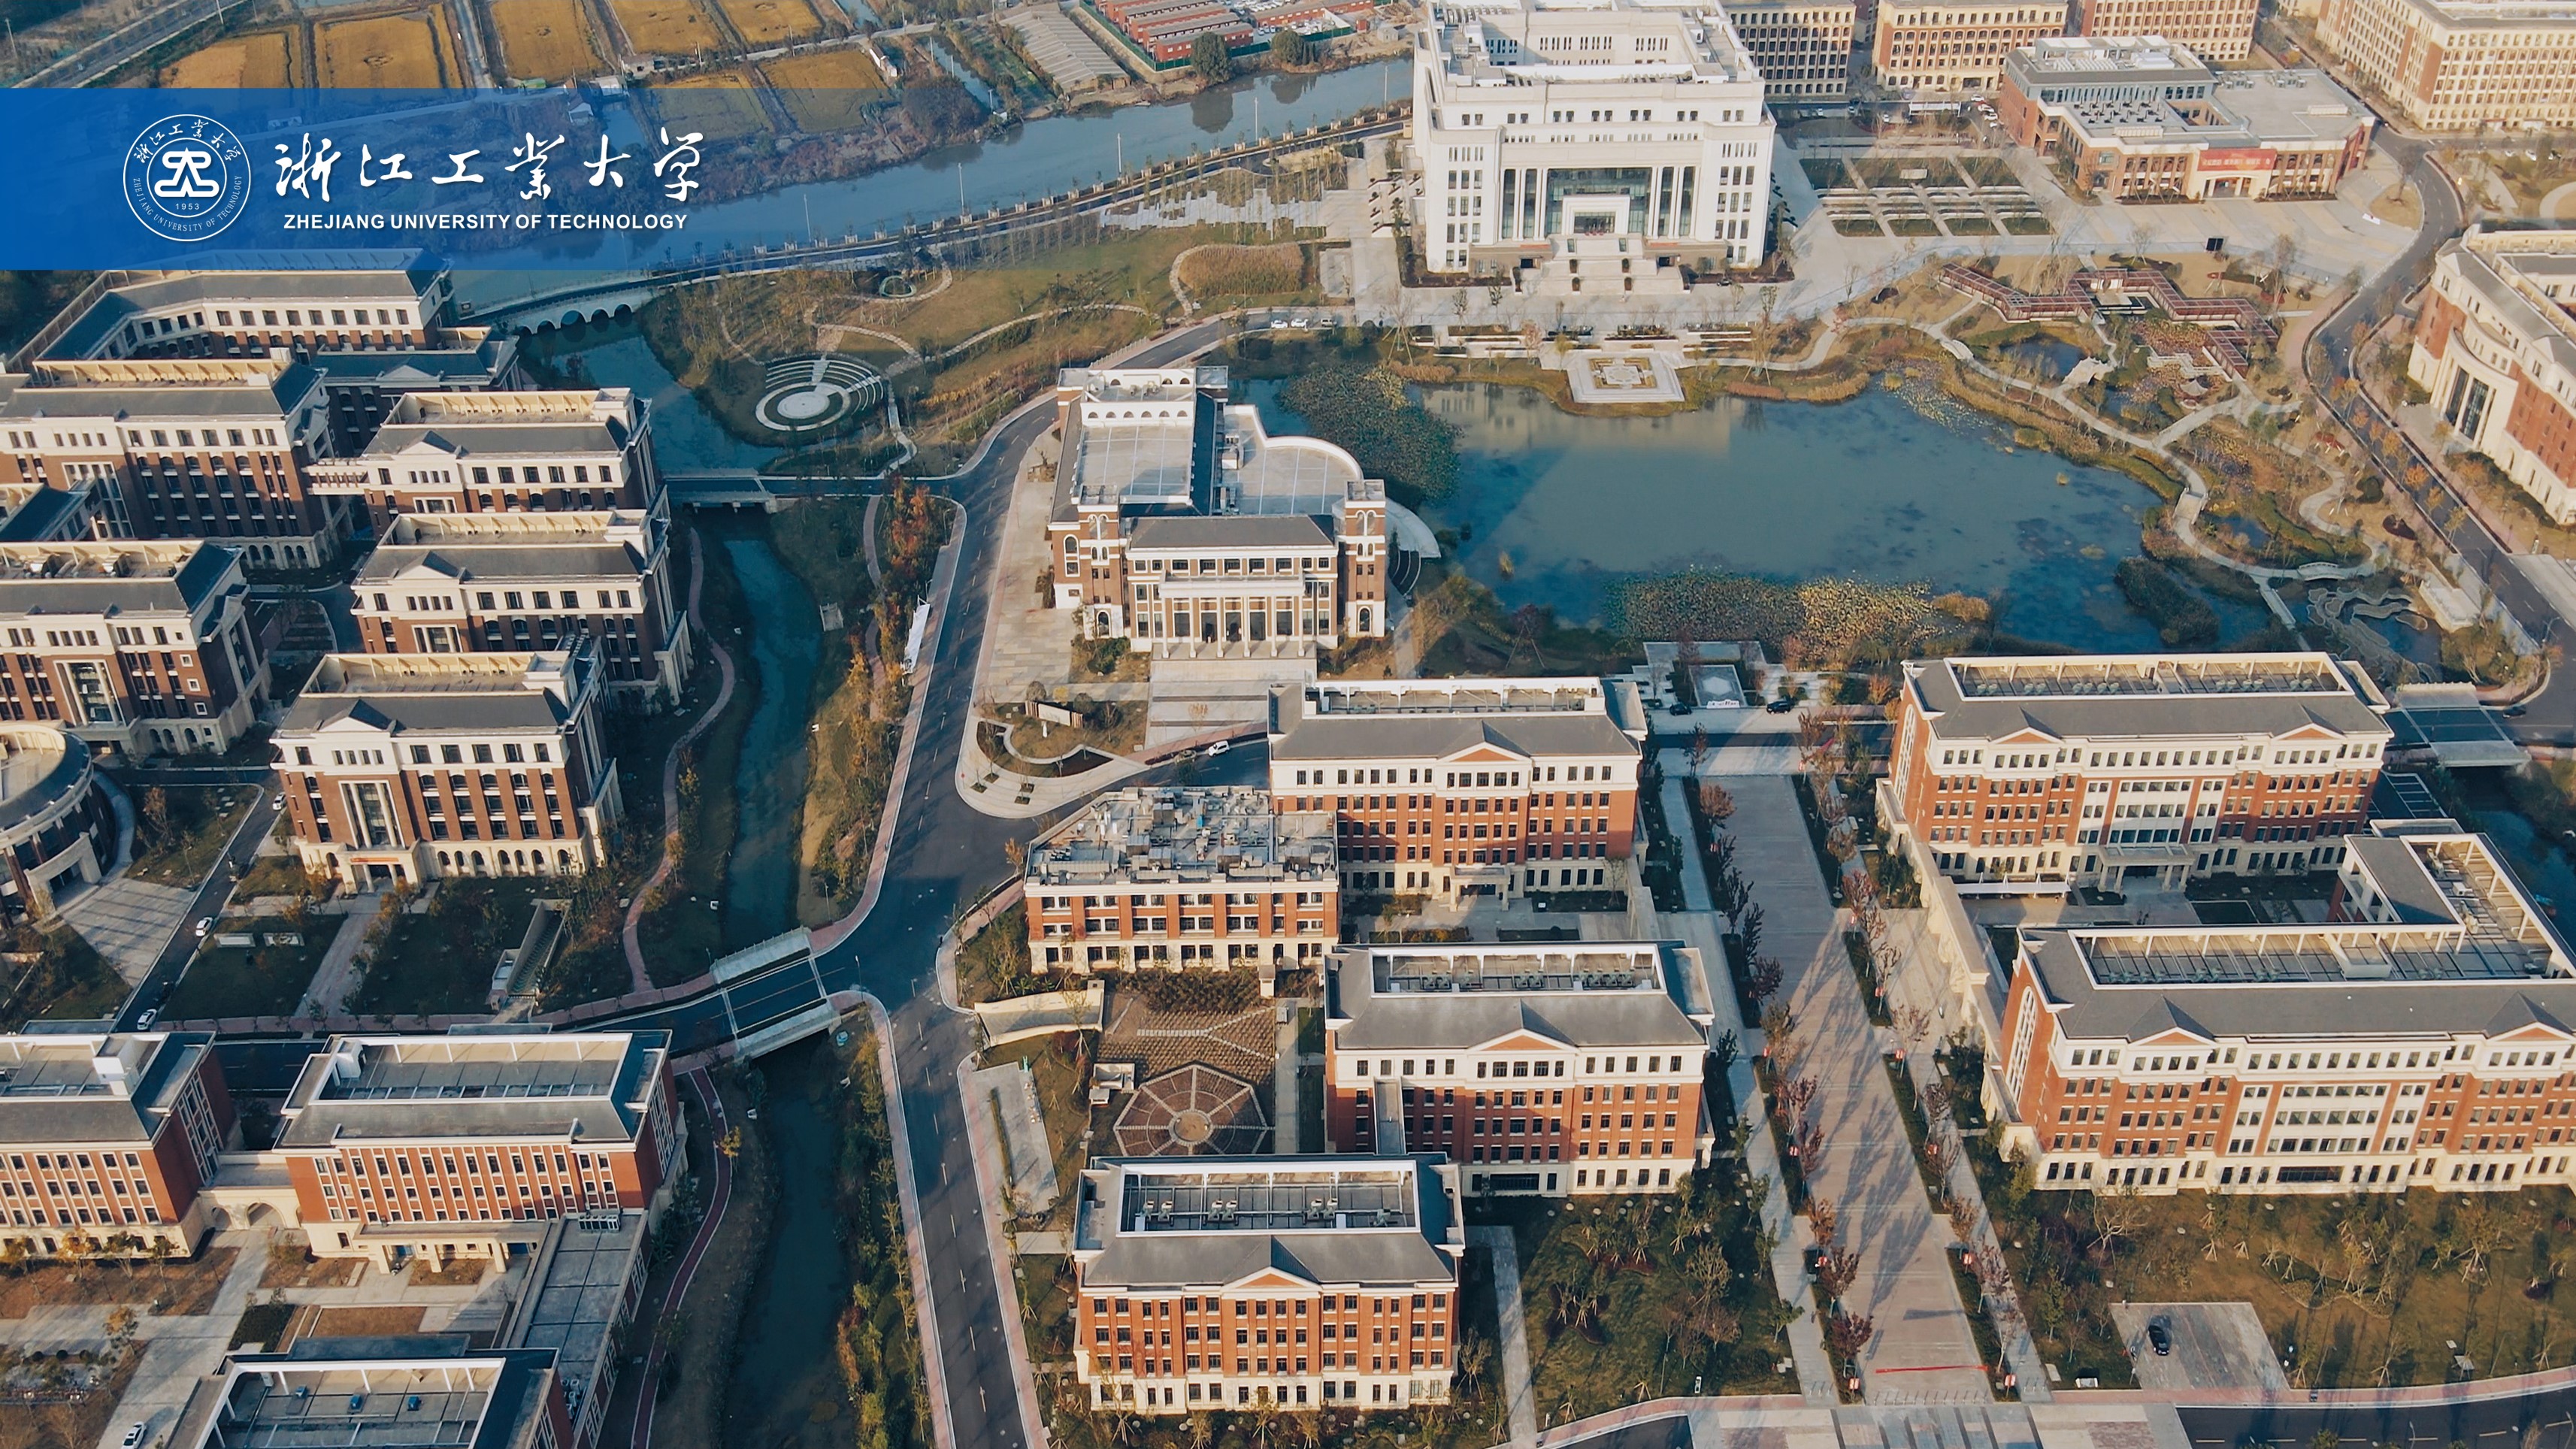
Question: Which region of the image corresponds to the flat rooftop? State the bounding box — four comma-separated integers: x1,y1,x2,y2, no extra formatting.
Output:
278,1031,668,1148
0,541,236,617
1331,941,1714,1049
1270,677,1639,765
2013,34,2214,77
171,1342,554,1449
1026,786,1336,887
1303,678,1607,716
1115,1160,1418,1234
1429,0,1758,88
1055,365,1376,525
1073,1154,1464,1293
1907,652,2391,743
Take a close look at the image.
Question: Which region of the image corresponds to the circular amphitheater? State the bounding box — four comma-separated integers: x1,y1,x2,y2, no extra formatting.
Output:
1111,1065,1270,1157
753,354,882,433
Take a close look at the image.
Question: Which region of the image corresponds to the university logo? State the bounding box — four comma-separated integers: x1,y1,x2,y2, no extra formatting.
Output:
124,114,251,244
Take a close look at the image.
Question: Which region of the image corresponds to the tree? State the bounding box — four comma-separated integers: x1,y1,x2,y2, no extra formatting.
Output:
1697,779,1735,824
1191,32,1234,83
1270,27,1311,66
139,787,169,842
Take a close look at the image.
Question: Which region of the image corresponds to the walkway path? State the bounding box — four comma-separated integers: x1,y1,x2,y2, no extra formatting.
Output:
1696,764,1990,1405
1473,1224,1540,1447
1655,758,1835,1404
295,904,377,1017
94,1227,275,1449
623,529,741,991
630,1068,734,1449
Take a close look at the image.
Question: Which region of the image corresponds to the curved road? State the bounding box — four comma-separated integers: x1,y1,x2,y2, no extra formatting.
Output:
2305,137,2576,744
599,316,1260,1449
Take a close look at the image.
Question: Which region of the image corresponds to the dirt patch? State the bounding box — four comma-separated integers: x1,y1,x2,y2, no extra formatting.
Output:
764,46,889,132
720,0,825,44
316,11,455,87
1176,242,1307,299
1098,984,1276,1080
491,0,604,82
2369,181,2423,228
303,1305,427,1341
407,1258,487,1287
0,1246,239,1320
160,30,294,86
649,70,772,141
0,1343,138,1449
259,1244,360,1290
614,0,725,56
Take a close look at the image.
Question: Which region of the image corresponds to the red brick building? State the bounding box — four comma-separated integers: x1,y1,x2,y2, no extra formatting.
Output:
0,540,268,758
1266,677,1645,905
1999,830,2576,1194
1070,1155,1465,1414
1324,940,1716,1197
2410,225,2576,526
310,389,661,529
1887,652,2393,893
272,646,622,891
0,1031,235,1257
276,1030,680,1268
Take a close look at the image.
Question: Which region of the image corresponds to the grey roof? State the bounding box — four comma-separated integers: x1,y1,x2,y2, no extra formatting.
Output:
0,487,87,544
0,365,321,422
1906,654,2392,743
1127,515,1333,551
363,421,630,459
277,1032,669,1149
1073,1155,1461,1292
279,690,568,735
356,543,646,585
2023,932,2576,1042
0,1033,211,1145
310,340,513,389
0,728,89,835
0,543,237,618
45,259,442,360
1269,684,1638,762
1328,942,1713,1051
2345,833,2454,923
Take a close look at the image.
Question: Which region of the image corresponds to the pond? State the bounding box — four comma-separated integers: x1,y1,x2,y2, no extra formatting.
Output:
721,534,824,952
1257,378,2264,652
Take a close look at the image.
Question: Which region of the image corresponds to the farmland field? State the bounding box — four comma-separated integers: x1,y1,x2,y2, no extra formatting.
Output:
162,29,295,86
612,0,724,56
649,70,772,138
766,44,889,130
489,0,604,80
718,0,825,44
315,10,454,87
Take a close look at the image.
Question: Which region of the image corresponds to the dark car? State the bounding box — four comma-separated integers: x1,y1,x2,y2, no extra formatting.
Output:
1765,697,1797,714
2147,1318,2173,1356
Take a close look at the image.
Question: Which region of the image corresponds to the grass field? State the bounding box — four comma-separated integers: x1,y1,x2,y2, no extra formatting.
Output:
613,0,723,56
316,10,453,87
162,29,295,86
490,0,604,81
649,70,771,139
719,0,824,44
765,44,888,131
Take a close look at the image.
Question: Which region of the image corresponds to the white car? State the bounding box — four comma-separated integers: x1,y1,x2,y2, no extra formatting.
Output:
122,1425,146,1449
192,918,213,938
1206,740,1231,756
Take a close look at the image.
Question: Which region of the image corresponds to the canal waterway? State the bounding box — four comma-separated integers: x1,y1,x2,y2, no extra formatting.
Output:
450,59,1403,310
1258,378,2272,652
723,1036,856,1446
552,332,778,473
721,535,825,952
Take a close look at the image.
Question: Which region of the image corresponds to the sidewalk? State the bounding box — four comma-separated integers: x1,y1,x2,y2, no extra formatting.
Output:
1687,761,1990,1406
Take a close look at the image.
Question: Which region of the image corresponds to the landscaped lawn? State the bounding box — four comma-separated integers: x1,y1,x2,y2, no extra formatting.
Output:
5,930,128,1030
353,880,553,1016
162,915,333,1020
1488,1162,1799,1423
125,785,256,888
1973,1129,2576,1388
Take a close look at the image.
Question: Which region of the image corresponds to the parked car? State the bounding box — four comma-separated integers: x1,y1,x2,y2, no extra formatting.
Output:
121,1424,145,1449
2147,1318,2174,1356
1765,697,1797,714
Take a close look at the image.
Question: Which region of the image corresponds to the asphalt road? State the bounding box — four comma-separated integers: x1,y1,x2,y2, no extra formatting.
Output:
2181,1388,2576,1449
111,782,277,1031
2303,138,2576,744
601,317,1255,1449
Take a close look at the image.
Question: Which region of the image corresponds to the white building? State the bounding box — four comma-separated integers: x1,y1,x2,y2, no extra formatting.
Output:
1411,0,1778,277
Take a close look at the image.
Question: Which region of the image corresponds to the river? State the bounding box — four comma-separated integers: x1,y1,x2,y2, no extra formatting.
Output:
450,58,1403,313
719,534,824,952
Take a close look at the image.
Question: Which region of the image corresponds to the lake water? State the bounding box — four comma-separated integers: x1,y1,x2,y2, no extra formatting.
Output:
1258,379,2268,652
549,333,778,473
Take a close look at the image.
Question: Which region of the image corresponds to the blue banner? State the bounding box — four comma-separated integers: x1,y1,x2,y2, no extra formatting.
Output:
2,87,798,269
